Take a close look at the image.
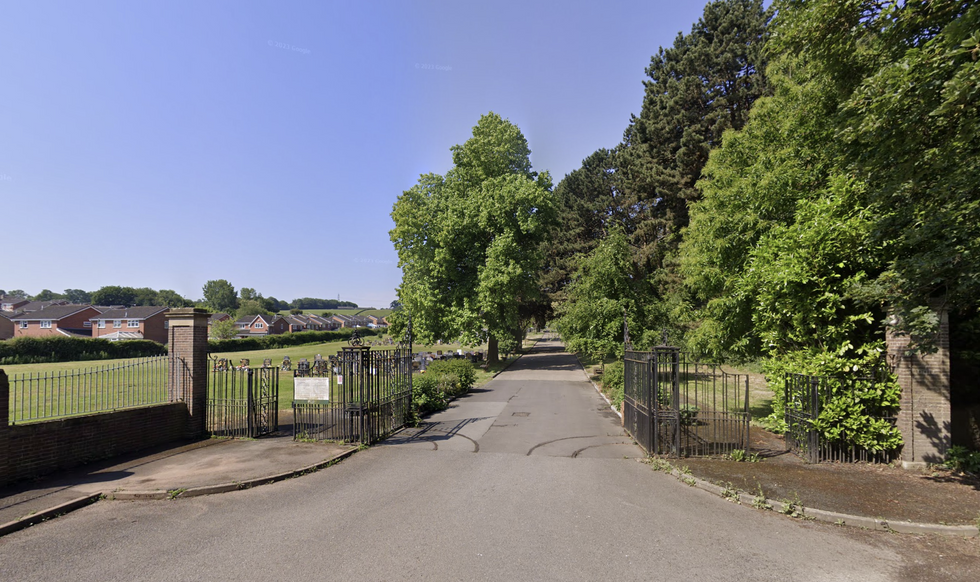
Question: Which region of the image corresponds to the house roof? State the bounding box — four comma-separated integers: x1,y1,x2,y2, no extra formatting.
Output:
10,304,98,321
91,306,169,321
19,300,70,312
209,312,231,323
97,331,144,341
234,313,282,326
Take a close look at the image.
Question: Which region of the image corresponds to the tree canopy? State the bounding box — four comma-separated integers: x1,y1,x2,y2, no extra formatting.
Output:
391,112,554,363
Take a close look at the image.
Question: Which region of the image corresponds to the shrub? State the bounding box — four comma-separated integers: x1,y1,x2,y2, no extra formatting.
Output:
0,336,167,364
412,374,449,416
943,446,980,475
600,361,625,408
426,359,476,393
207,328,379,353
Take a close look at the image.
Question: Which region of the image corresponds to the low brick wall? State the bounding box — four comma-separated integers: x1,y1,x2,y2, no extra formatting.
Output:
1,393,189,487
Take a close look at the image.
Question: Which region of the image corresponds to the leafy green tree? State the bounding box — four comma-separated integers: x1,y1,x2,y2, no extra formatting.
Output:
209,318,238,340
91,286,137,306
554,228,645,363
237,299,272,318
390,112,555,363
618,0,771,278
239,287,258,302
132,287,159,306
32,289,66,302
156,289,191,308
63,289,91,304
202,279,238,313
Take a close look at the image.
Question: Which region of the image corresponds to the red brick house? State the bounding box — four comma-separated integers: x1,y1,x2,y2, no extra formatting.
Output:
90,306,170,344
10,304,102,338
0,311,15,340
235,313,288,337
0,296,29,312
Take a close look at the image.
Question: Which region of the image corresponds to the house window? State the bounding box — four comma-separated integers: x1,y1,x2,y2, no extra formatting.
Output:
164,321,169,329
255,322,264,329
238,324,248,329
127,320,140,328
98,320,105,329
113,320,122,328
83,321,92,328
40,320,52,329
19,321,27,329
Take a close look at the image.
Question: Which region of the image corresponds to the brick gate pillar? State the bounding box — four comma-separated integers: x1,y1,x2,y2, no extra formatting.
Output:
887,302,951,468
167,308,211,439
0,371,10,484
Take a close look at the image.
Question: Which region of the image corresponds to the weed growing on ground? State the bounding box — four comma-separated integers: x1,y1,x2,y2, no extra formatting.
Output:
722,482,740,503
729,449,761,462
779,493,805,518
752,484,771,510
682,476,697,486
646,458,673,473
167,488,186,500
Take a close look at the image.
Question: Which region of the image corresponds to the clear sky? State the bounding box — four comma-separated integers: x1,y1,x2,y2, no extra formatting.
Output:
1,1,713,308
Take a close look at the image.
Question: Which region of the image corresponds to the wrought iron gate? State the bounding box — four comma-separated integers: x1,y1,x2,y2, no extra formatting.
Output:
624,346,750,457
293,339,413,445
207,363,280,438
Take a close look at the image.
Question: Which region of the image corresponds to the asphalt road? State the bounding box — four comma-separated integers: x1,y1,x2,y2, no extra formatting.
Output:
1,340,975,581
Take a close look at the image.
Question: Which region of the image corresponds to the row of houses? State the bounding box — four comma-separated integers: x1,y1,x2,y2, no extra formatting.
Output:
0,296,388,343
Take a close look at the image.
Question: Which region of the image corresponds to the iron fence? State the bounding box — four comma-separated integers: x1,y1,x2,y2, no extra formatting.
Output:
207,364,280,438
294,345,412,445
784,370,898,463
7,356,172,424
624,347,750,457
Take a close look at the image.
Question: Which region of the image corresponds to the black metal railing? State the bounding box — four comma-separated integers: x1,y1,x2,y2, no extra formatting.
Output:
207,364,280,438
293,345,412,445
8,356,171,424
624,348,750,457
785,370,898,463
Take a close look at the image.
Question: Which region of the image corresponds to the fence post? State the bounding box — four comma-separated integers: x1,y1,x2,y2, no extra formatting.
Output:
167,308,211,439
887,302,951,467
0,371,9,484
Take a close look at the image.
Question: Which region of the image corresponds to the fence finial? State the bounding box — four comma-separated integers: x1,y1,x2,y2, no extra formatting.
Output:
348,329,363,347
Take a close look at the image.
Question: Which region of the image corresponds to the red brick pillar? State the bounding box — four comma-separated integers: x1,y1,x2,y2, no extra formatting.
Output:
167,308,211,439
887,303,951,468
0,371,9,484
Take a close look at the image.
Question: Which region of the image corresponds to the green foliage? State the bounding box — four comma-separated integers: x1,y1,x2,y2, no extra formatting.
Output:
599,360,625,408
555,228,641,362
202,279,238,313
0,336,167,364
425,359,476,394
761,347,903,453
209,318,238,340
412,374,449,417
391,112,555,363
943,446,980,475
729,449,761,462
91,285,138,307
236,299,272,318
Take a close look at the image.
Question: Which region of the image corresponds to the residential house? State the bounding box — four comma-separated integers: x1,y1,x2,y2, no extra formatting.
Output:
235,313,288,337
364,315,388,328
330,314,372,328
90,306,171,344
0,296,29,312
10,304,102,338
18,300,69,313
0,311,16,340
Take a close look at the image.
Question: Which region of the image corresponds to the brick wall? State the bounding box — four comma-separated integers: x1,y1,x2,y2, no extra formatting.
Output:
887,304,951,465
1,404,188,486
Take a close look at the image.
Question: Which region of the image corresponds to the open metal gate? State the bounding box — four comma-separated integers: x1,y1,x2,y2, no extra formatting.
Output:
624,346,750,457
207,362,280,438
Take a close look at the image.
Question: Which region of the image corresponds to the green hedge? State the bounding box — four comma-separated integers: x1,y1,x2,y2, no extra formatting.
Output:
207,328,380,353
0,336,167,365
600,361,625,408
409,359,477,422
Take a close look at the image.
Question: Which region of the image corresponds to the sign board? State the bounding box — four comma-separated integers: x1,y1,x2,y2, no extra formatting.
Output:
294,377,331,401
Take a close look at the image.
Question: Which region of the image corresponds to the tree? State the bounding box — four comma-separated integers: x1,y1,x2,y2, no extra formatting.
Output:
133,287,159,306
240,287,259,302
390,112,555,364
157,289,191,308
91,286,137,306
202,280,238,313
617,0,771,279
209,318,238,340
237,299,272,317
32,289,65,301
63,289,91,304
554,228,645,362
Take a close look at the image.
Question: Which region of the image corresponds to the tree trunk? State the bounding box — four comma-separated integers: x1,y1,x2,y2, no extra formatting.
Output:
487,336,499,366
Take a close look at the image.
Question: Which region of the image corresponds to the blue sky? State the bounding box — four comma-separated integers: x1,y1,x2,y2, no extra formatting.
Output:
1,1,713,308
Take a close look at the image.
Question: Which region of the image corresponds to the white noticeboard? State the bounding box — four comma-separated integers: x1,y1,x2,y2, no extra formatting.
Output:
294,377,331,401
